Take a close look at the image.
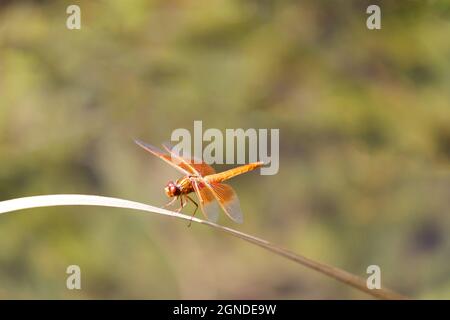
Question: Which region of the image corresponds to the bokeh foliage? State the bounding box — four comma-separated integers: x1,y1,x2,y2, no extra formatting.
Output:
0,0,449,299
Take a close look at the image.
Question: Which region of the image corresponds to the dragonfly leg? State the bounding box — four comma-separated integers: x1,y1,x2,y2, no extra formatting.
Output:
186,195,198,228
175,196,187,212
162,197,177,209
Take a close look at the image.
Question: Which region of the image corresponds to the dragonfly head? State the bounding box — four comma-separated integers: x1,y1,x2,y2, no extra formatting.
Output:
164,181,181,197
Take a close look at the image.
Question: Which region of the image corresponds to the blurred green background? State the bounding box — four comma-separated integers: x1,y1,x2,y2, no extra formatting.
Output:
0,0,449,299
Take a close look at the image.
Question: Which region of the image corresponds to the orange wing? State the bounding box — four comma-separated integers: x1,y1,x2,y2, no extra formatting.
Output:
135,140,216,177
192,180,220,222
192,178,243,223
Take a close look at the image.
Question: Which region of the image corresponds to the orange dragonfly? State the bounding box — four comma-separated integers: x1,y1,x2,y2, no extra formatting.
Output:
135,140,263,224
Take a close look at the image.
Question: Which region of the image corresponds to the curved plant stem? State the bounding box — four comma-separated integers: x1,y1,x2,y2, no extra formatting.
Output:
0,194,408,300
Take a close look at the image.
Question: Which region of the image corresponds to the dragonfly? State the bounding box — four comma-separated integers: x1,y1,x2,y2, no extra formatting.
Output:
135,140,263,224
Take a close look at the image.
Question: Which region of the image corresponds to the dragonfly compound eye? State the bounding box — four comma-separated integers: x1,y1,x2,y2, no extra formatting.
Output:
165,181,180,197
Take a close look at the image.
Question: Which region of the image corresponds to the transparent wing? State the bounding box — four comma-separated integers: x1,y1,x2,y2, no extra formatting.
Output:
162,143,216,176
135,140,191,175
135,140,216,176
202,181,244,224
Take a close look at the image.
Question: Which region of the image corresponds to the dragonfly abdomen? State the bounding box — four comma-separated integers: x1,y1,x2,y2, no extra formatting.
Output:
205,162,264,183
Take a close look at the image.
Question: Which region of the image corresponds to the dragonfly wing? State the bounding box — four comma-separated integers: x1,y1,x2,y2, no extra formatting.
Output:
203,181,243,224
162,143,216,176
136,140,216,176
191,163,216,176
192,179,220,222
135,140,191,175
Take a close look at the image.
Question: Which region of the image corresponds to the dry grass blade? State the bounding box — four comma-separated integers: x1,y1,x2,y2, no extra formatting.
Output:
0,194,408,300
